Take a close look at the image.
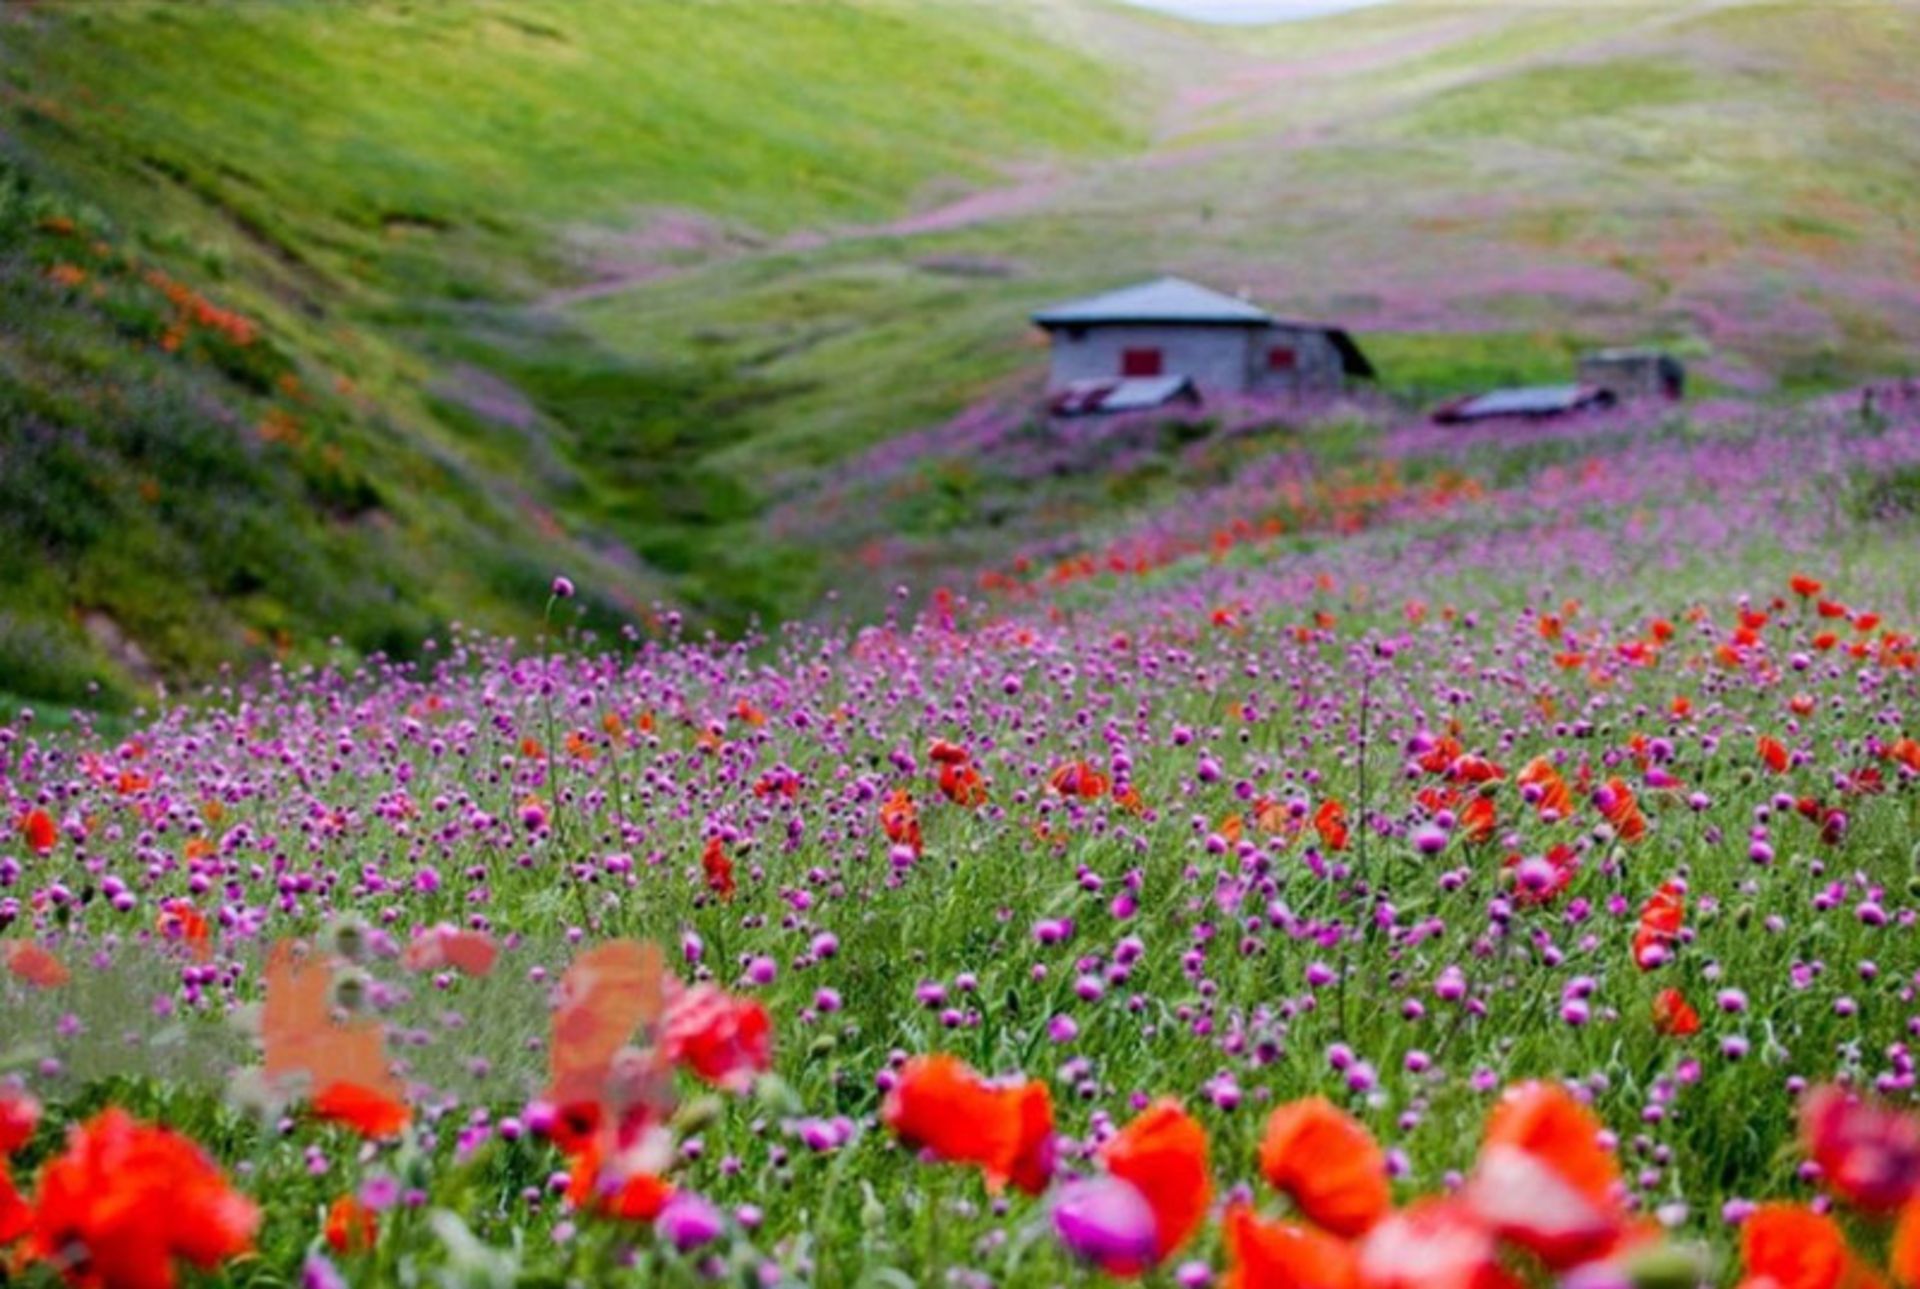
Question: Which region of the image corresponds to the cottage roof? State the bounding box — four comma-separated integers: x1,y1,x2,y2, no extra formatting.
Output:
1032,276,1273,327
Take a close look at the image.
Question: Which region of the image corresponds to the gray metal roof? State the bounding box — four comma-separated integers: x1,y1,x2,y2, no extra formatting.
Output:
1032,276,1273,327
1437,384,1614,422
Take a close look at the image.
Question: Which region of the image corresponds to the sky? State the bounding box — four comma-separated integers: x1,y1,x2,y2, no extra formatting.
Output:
1115,0,1390,23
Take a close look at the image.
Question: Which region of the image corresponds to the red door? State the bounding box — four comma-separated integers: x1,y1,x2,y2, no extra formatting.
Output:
1121,347,1163,377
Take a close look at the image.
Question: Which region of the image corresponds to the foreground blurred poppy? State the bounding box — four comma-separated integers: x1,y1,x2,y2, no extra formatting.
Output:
1258,1097,1389,1237
1468,1081,1624,1269
324,1194,376,1254
1800,1086,1920,1215
1098,1098,1211,1274
1223,1203,1358,1289
24,1107,258,1289
313,1081,409,1140
3,941,69,989
1739,1202,1854,1289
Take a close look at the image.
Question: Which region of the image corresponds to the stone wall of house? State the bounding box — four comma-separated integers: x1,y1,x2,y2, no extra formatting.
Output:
1246,326,1349,397
1045,323,1351,396
1045,323,1258,393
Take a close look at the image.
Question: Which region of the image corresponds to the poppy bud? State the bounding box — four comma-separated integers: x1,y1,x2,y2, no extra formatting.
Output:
1624,1242,1708,1289
809,1033,838,1058
672,1095,725,1135
324,915,372,964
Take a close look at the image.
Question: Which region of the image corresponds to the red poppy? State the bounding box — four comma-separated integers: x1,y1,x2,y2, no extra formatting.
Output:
313,1080,410,1140
1258,1097,1390,1237
1099,1099,1211,1270
24,1107,259,1289
1469,1081,1624,1270
882,1054,1055,1196
156,899,211,962
1633,881,1685,969
1518,758,1571,819
701,838,736,901
3,942,69,989
1893,1200,1920,1289
1223,1203,1359,1289
879,789,924,855
1758,736,1791,774
1048,761,1111,800
1597,777,1647,842
928,740,970,765
566,1138,675,1221
1653,988,1701,1037
1799,1086,1920,1215
1358,1197,1516,1289
1791,575,1824,598
324,1194,376,1254
938,761,988,807
1460,796,1497,845
0,1088,38,1156
401,925,497,977
1739,1203,1853,1289
661,984,772,1093
1313,799,1349,852
18,809,56,855
1504,844,1578,906
0,1161,27,1246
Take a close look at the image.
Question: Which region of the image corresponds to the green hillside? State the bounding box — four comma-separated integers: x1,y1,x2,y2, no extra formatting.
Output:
6,0,1920,709
0,0,1130,707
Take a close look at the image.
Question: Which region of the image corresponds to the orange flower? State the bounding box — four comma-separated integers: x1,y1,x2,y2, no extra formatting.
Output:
18,809,55,855
1652,988,1701,1037
1468,1081,1623,1270
313,1080,410,1140
324,1194,377,1254
25,1107,259,1289
882,1055,1055,1195
1223,1203,1359,1289
1100,1099,1211,1268
1258,1097,1390,1237
3,941,69,989
1740,1203,1851,1289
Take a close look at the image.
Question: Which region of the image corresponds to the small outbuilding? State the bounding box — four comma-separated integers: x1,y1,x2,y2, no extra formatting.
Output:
1032,276,1372,408
1578,348,1685,401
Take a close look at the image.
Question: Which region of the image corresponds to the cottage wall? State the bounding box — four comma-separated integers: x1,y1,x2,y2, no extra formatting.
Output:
1045,323,1257,394
1046,323,1351,396
1247,326,1348,397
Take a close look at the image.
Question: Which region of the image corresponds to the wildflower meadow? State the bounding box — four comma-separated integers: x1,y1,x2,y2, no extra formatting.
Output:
4,384,1920,1288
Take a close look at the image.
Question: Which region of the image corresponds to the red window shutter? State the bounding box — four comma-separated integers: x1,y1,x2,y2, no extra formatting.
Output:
1267,346,1297,372
1121,348,1163,377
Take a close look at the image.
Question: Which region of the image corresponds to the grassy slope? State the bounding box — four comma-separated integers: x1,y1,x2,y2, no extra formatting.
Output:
8,0,1920,709
0,0,1130,707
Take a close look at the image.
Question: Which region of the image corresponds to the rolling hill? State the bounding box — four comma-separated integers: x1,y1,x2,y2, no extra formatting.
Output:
4,0,1919,709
